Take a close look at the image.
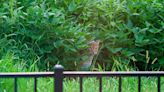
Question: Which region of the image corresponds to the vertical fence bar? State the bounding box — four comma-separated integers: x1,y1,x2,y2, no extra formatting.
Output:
54,65,64,92
14,77,17,92
34,77,37,92
119,77,122,92
99,77,102,92
138,76,141,92
157,76,161,92
80,77,83,92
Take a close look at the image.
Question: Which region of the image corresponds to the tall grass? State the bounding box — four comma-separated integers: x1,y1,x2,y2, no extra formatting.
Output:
0,53,163,92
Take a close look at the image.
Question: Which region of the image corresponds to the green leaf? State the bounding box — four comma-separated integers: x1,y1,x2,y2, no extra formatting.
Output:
68,1,77,12
159,57,164,65
108,47,122,54
54,40,64,48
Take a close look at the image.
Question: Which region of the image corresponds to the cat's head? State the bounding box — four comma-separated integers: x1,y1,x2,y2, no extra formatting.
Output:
88,40,100,55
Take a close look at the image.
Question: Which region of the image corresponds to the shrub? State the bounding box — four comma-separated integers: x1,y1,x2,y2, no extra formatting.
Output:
0,0,163,70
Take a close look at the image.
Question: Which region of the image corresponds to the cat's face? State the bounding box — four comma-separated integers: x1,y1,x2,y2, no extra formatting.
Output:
89,40,100,55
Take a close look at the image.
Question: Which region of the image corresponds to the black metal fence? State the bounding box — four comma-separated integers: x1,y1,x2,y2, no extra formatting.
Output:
0,65,164,92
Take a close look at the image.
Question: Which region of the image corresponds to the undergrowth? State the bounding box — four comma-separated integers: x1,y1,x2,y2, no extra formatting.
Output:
0,0,163,71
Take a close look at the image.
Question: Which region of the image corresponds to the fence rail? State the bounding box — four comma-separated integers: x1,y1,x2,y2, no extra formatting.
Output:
0,65,164,92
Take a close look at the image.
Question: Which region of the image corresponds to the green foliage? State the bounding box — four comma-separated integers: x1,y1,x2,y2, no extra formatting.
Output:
0,0,92,70
92,0,164,71
0,53,163,91
0,0,163,70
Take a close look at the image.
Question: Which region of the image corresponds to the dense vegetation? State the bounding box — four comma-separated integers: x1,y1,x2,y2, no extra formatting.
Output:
0,0,163,71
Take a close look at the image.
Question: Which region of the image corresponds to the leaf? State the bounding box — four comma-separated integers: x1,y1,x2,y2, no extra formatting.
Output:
108,47,122,54
148,28,162,34
68,1,77,12
122,50,135,57
69,47,77,52
132,13,140,16
158,57,164,65
127,18,133,28
54,40,64,48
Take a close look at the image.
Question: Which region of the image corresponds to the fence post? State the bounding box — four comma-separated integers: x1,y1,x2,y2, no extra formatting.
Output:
54,65,64,92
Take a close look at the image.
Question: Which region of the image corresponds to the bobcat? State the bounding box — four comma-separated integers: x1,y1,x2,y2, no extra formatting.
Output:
79,40,100,70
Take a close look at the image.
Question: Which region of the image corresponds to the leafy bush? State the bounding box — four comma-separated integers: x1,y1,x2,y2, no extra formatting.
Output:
0,0,93,70
93,0,164,70
0,0,163,70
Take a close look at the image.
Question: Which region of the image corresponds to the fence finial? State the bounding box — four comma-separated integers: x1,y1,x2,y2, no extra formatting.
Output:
54,64,64,70
54,64,64,92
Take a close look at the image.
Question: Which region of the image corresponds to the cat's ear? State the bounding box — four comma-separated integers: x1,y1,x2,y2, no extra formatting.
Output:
95,40,100,45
